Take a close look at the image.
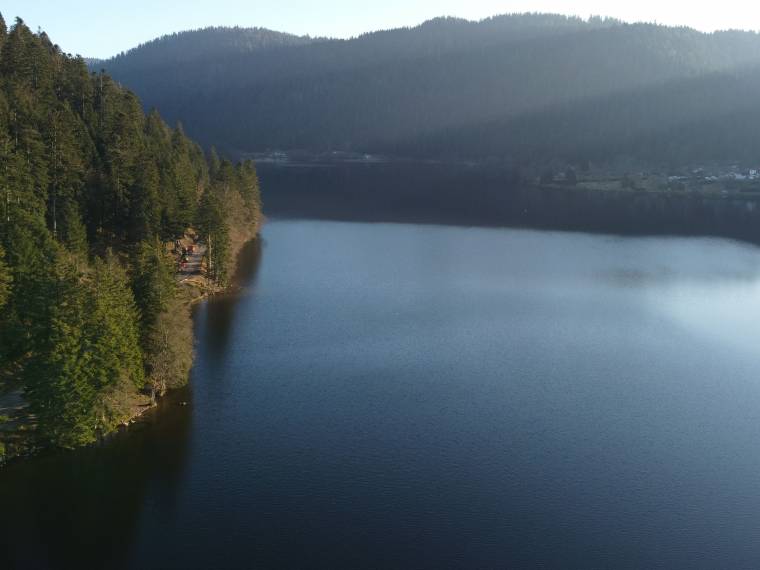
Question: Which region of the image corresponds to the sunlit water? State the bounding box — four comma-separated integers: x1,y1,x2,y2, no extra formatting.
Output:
4,220,760,568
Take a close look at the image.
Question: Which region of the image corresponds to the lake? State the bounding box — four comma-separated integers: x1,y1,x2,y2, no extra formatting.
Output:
4,220,760,568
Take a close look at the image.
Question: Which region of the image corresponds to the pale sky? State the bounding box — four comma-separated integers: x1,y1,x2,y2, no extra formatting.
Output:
5,1,760,59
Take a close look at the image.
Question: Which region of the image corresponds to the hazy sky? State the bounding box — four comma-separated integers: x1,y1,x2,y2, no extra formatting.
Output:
5,1,760,59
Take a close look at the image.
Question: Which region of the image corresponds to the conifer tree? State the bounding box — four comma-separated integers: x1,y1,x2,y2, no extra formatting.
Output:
170,125,198,233
1,212,58,360
60,201,88,255
0,12,7,47
197,187,230,283
237,160,262,221
128,151,161,242
24,253,97,448
89,253,144,391
131,238,175,339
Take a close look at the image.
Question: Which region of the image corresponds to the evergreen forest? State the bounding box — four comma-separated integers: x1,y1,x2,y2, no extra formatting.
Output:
0,15,261,453
101,14,760,166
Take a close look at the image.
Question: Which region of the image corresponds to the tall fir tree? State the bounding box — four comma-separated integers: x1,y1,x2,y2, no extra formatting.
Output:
89,253,145,391
127,151,161,242
0,12,6,48
131,237,175,339
197,187,230,284
24,253,97,449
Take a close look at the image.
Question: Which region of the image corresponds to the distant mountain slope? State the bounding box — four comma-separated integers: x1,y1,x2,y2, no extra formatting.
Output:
105,26,314,68
100,14,760,164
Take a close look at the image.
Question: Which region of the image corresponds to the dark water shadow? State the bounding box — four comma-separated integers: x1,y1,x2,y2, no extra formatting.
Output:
259,161,760,245
0,387,193,570
201,237,263,361
0,240,264,570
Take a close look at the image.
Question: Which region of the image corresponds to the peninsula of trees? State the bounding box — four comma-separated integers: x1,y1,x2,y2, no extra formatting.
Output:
0,15,261,455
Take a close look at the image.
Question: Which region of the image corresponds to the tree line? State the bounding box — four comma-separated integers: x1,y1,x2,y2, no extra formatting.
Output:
0,15,261,450
101,14,760,167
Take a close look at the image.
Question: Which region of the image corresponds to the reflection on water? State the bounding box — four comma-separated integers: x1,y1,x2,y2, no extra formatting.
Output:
202,238,263,360
0,386,193,570
0,238,263,570
4,224,760,569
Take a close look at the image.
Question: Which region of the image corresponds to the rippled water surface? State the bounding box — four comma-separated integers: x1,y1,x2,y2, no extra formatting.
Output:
4,221,760,569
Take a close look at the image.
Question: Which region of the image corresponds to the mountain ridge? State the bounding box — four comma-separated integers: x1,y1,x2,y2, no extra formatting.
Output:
97,13,760,165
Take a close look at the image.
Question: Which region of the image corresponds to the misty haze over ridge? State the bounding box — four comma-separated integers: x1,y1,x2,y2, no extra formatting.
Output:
98,13,760,167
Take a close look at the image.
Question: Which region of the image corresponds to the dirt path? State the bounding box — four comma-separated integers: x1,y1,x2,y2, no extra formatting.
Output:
177,244,207,283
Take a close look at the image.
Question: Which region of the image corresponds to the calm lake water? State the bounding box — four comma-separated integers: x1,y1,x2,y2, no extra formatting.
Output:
5,220,760,568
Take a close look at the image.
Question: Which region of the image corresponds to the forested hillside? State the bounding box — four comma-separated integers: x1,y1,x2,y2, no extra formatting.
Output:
0,15,261,454
106,26,313,69
100,14,760,165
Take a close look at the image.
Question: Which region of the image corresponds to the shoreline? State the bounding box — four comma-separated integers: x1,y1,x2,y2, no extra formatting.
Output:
121,219,263,420
0,220,262,467
259,160,760,247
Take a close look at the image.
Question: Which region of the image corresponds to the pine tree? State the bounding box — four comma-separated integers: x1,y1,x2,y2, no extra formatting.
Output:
169,124,198,234
237,160,262,221
196,187,230,283
60,201,88,255
127,151,161,242
24,253,97,449
1,20,35,85
1,211,58,361
46,104,88,239
88,253,144,391
0,12,7,48
131,237,175,339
